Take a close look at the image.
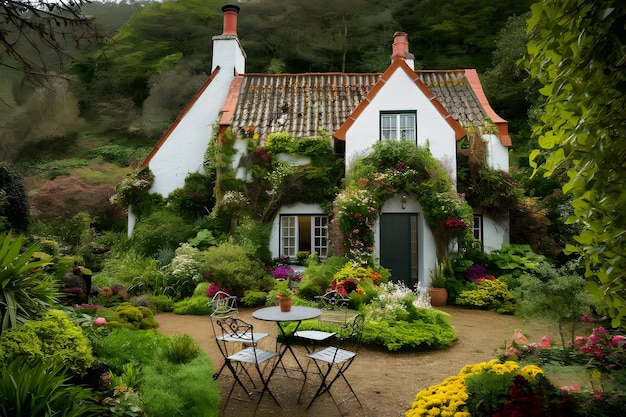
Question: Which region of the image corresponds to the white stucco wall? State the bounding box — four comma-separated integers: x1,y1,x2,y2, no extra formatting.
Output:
344,68,458,179
374,194,438,287
148,37,246,198
268,203,326,259
484,133,509,172
482,214,510,253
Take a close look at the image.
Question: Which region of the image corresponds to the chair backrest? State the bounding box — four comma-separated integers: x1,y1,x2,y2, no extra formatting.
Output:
208,291,238,318
337,313,365,352
317,290,352,325
317,290,350,310
214,317,265,360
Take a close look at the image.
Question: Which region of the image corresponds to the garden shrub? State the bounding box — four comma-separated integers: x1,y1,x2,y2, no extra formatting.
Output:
455,278,515,314
146,294,175,312
514,261,591,348
164,334,200,364
230,216,272,263
130,209,196,257
110,303,159,330
162,243,205,300
240,290,268,307
199,242,268,297
0,162,30,232
0,359,104,417
166,172,215,220
172,295,212,315
141,354,219,417
297,256,347,300
94,328,169,373
96,250,164,295
486,244,546,278
193,282,211,297
0,310,94,375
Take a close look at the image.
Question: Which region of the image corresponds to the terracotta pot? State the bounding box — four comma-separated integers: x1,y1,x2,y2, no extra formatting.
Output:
429,288,448,306
279,297,292,312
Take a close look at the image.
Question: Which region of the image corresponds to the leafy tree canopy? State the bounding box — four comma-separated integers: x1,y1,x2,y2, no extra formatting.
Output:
527,0,626,326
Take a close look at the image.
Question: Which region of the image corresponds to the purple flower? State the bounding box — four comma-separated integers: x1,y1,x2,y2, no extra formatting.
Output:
466,264,486,281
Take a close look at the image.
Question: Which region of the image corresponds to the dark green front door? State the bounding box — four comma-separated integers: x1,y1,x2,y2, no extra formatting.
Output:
380,213,418,287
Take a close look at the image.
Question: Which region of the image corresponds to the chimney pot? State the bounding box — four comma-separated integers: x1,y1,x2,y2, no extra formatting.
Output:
392,31,409,61
221,4,240,36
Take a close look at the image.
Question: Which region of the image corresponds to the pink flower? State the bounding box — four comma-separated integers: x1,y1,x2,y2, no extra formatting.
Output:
561,385,580,393
94,317,107,325
505,346,520,357
511,331,527,345
581,314,595,323
539,336,551,349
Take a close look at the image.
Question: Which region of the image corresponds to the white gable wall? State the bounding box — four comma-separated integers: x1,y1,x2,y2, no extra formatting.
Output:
344,68,458,181
148,37,245,198
484,133,509,172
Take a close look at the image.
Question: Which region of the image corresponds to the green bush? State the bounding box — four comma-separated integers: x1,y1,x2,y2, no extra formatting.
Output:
0,310,94,376
241,290,268,307
167,172,215,220
514,261,591,348
455,278,515,314
141,354,219,417
96,250,164,294
0,233,59,334
297,256,346,300
164,334,200,364
0,359,104,417
94,327,169,373
0,162,29,232
199,242,267,297
130,209,196,257
110,303,159,330
146,294,175,312
172,296,212,315
193,282,211,297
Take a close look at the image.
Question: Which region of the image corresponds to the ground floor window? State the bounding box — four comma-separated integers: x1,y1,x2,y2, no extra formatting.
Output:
280,215,328,259
472,214,483,249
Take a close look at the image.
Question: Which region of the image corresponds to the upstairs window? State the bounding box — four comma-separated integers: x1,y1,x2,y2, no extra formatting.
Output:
381,111,417,142
280,215,328,259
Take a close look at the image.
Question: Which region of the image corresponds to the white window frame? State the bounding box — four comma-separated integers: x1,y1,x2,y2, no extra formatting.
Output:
280,215,328,259
380,111,417,142
472,214,483,248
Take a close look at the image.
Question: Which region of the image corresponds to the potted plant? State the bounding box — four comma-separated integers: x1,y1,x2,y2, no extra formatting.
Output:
429,263,449,306
269,280,293,312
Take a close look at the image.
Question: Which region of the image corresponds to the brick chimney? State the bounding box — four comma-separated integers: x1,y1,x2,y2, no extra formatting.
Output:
391,32,415,70
212,4,246,74
221,4,240,35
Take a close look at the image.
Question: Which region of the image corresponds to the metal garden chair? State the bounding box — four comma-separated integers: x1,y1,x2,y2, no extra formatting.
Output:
208,291,268,380
214,316,281,414
304,313,365,414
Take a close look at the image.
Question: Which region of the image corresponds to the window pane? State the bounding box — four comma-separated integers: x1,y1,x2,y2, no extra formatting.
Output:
312,216,328,258
400,114,416,141
281,216,297,257
381,114,397,140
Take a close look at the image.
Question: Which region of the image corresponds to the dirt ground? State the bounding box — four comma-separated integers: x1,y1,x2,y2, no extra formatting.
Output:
155,306,554,417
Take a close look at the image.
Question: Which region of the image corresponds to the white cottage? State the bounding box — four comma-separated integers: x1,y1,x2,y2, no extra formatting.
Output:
137,4,512,287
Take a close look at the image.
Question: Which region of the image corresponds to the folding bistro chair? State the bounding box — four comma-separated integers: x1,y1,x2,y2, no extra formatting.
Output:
294,290,354,403
294,290,351,345
305,313,365,413
214,317,280,413
208,291,268,380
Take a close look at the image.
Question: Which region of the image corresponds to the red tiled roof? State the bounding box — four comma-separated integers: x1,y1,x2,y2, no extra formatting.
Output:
226,66,510,146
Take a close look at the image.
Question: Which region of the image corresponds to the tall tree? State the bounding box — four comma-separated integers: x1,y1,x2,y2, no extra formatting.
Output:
527,0,626,326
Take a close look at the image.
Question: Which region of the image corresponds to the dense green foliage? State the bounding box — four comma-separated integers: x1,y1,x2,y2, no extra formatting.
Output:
0,359,104,417
0,310,94,375
526,0,626,326
0,233,59,334
0,163,29,231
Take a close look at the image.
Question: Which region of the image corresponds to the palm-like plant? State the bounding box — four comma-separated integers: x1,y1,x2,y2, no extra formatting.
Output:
0,233,59,334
